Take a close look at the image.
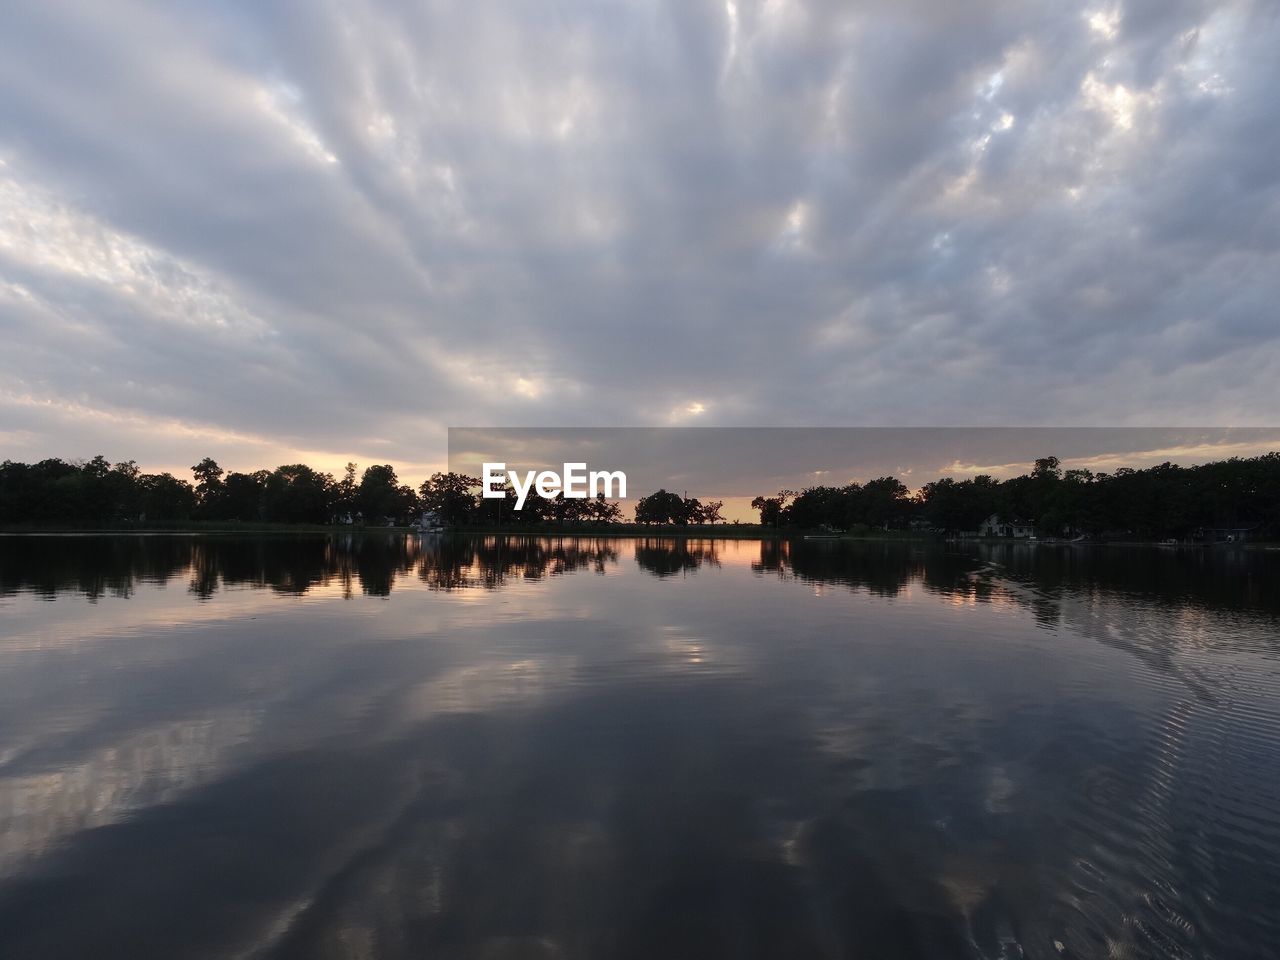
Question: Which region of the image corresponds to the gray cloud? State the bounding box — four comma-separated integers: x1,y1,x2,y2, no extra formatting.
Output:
1,0,1278,480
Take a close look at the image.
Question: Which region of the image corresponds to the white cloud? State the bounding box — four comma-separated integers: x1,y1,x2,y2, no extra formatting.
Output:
0,0,1277,481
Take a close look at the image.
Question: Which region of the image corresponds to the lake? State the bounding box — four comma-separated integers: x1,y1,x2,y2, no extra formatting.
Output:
1,534,1278,959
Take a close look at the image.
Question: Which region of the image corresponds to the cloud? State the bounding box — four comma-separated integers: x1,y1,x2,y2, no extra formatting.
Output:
1,0,1278,482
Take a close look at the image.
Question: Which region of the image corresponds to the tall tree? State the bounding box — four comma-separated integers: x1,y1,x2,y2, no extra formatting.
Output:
191,458,225,519
635,489,688,524
750,495,785,528
332,462,358,520
357,465,403,523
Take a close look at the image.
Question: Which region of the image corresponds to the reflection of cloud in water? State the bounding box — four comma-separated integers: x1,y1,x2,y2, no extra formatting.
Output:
402,657,579,721
0,535,1277,958
0,708,260,871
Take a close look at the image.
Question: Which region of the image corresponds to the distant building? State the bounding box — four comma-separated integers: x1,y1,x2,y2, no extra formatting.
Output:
979,514,1036,538
417,511,444,532
1200,523,1261,543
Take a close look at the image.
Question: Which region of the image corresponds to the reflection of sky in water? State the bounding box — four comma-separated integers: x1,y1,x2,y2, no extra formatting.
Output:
0,535,1278,959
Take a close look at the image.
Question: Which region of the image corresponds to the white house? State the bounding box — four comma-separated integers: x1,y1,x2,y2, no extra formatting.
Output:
979,514,1036,538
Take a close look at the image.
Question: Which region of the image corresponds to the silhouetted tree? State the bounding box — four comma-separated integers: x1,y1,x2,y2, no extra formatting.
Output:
418,472,481,526
697,500,720,524
139,472,195,521
223,470,268,521
3,450,1279,538
264,464,331,524
635,489,695,524
751,494,786,528
357,465,405,523
332,462,358,521
191,458,225,519
588,492,624,523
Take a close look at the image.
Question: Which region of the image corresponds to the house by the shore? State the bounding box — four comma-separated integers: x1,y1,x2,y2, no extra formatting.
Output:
979,514,1036,538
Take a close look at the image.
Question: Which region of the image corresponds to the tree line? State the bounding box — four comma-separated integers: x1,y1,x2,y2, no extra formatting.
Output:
0,456,396,526
2,451,1277,539
752,454,1280,540
0,456,634,528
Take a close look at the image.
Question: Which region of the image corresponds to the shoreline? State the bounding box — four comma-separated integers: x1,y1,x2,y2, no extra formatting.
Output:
1,525,1274,548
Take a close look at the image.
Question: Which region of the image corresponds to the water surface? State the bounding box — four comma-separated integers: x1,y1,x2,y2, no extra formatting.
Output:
1,534,1278,959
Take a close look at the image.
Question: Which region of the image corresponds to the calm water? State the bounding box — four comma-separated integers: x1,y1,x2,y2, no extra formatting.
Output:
1,535,1278,960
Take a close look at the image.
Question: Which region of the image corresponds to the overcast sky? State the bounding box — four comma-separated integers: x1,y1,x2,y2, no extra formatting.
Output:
2,0,1278,484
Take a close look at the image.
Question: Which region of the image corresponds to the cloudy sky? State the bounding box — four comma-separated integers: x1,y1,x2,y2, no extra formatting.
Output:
2,0,1278,484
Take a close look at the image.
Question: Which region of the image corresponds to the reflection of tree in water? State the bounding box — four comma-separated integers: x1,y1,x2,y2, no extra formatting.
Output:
4,535,1276,632
0,535,624,601
752,539,787,575
963,544,1280,702
0,535,406,601
748,540,1280,629
974,541,1280,616
752,540,979,600
0,536,198,601
633,538,721,577
182,536,421,600
416,536,621,591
